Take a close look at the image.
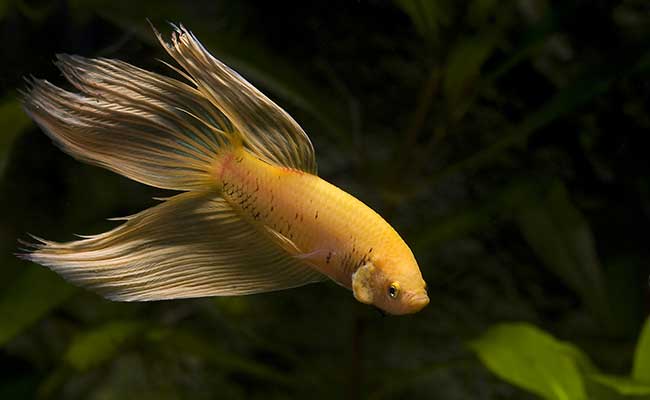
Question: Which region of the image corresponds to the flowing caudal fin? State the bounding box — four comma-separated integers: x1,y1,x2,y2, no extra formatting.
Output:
19,191,325,301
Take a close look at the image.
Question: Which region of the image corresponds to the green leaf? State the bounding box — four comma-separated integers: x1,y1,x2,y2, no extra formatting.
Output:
412,180,533,252
394,0,451,43
64,320,144,371
0,266,75,346
589,374,650,396
432,50,650,183
368,357,473,400
444,35,497,105
467,0,500,26
515,182,610,325
149,328,293,386
555,341,598,375
0,97,32,177
0,0,8,19
633,318,650,383
468,323,587,400
15,0,55,21
413,209,489,251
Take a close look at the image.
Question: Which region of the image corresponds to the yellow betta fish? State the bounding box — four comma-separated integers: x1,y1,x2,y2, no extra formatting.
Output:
19,24,428,315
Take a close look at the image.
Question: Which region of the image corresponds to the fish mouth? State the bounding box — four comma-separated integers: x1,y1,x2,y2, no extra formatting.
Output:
407,292,429,312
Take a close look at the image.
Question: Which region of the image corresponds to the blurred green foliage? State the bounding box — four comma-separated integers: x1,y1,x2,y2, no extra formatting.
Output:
0,0,649,399
470,320,650,399
0,266,75,346
469,323,590,400
0,98,31,176
515,182,610,329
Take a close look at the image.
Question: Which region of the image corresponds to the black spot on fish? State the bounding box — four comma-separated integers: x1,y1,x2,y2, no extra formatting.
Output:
315,211,319,220
326,252,332,264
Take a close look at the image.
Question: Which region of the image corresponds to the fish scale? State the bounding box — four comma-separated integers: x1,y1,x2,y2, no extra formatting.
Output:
220,148,411,288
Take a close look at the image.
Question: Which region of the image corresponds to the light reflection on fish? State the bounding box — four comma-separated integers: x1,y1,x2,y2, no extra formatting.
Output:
19,24,428,315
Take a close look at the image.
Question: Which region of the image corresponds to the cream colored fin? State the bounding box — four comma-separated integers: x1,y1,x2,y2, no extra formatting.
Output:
262,225,302,255
21,56,234,191
153,24,318,174
262,226,331,266
20,191,325,301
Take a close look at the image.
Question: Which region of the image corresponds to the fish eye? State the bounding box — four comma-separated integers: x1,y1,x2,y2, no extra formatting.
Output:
388,282,400,299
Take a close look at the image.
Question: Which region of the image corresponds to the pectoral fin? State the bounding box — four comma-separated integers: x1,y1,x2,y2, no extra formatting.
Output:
262,226,303,255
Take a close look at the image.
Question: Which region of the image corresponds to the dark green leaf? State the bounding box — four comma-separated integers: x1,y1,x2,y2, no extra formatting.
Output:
432,52,650,182
444,35,497,105
149,328,293,386
633,318,650,383
0,0,8,19
394,0,451,43
413,180,531,251
0,97,31,177
589,374,650,396
515,182,610,325
64,320,144,371
0,266,75,346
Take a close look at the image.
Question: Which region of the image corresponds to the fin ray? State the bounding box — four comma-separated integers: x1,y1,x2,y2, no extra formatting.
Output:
21,192,325,301
21,56,232,191
154,24,317,174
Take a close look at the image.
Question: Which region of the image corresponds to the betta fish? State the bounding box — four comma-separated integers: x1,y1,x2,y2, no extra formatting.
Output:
19,24,428,315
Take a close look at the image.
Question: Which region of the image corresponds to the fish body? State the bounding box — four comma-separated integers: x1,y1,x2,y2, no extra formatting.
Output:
220,149,417,288
19,24,428,315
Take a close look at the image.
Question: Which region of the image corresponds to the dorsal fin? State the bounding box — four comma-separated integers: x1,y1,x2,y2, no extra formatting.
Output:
153,23,318,174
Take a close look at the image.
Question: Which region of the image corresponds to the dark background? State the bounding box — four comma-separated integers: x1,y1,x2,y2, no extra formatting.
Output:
0,0,649,398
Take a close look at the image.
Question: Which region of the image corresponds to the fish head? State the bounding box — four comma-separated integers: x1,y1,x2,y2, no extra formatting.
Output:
351,252,428,315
